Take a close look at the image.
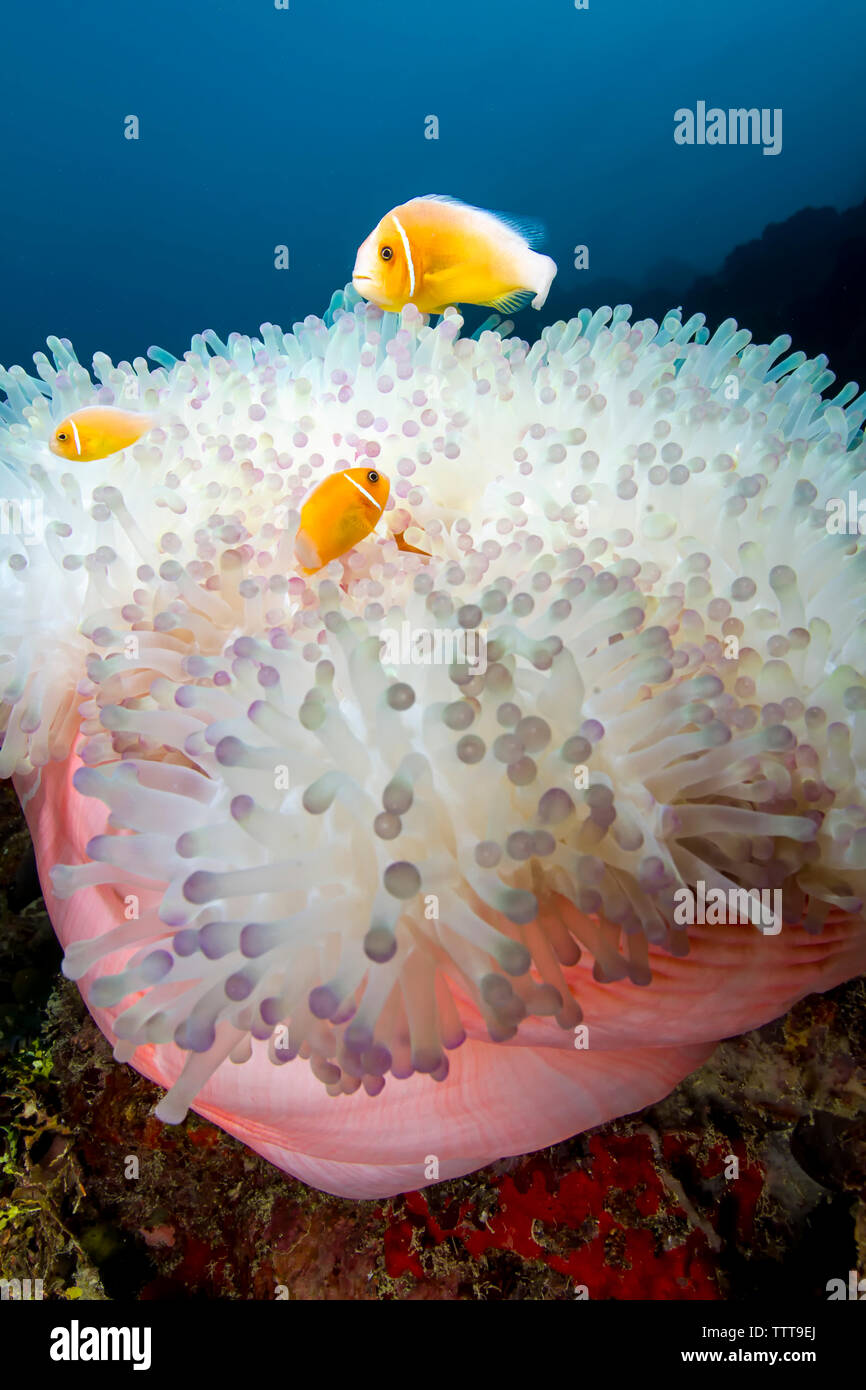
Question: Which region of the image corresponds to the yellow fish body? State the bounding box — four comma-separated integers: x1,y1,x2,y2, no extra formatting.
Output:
294,467,392,573
352,195,557,315
294,467,432,574
49,406,155,462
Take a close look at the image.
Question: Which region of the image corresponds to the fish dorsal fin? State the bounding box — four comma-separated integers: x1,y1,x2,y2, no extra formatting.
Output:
414,195,547,249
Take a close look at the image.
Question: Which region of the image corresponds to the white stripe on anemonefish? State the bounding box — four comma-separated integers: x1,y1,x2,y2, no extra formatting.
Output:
391,213,416,298
70,418,82,457
344,472,383,512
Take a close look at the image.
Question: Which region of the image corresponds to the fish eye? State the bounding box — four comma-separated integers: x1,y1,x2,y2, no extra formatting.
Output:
379,246,393,261
367,470,380,484
56,431,68,441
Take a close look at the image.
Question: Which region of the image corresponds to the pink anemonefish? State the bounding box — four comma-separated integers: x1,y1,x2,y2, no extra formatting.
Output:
352,194,558,315
293,466,431,574
49,406,155,462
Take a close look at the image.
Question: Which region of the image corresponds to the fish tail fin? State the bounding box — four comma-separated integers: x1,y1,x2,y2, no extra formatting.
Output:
393,530,431,558
531,255,558,310
294,528,322,572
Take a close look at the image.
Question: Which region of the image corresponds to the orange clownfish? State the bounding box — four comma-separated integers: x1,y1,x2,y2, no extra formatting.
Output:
352,194,557,316
49,406,155,462
294,467,430,574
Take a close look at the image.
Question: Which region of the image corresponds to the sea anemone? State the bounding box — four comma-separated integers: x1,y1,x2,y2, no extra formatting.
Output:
2,288,866,1198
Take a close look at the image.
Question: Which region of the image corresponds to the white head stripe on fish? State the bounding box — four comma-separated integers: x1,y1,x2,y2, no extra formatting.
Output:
391,214,416,298
344,472,384,512
69,419,82,457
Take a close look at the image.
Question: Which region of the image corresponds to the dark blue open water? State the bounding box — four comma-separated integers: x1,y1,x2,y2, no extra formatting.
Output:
2,0,865,378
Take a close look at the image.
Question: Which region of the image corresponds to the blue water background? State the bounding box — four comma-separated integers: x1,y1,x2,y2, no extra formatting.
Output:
1,0,864,372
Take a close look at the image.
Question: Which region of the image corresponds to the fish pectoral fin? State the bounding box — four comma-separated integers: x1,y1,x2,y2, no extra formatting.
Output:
393,531,431,558
416,267,469,310
484,288,536,314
